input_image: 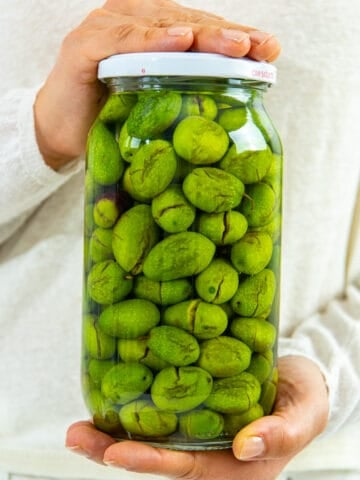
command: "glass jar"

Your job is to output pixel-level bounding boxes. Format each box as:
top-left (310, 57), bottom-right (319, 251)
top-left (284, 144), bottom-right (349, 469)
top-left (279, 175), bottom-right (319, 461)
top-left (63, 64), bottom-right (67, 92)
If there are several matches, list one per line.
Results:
top-left (82, 52), bottom-right (282, 450)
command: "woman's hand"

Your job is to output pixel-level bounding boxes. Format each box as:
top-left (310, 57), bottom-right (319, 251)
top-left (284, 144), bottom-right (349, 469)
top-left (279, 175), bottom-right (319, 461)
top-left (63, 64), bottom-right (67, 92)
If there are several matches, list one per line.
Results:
top-left (34, 0), bottom-right (281, 170)
top-left (66, 355), bottom-right (329, 480)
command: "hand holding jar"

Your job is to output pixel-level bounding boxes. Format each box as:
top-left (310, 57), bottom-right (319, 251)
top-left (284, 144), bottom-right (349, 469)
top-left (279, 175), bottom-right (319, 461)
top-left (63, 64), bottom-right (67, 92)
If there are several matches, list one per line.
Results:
top-left (52, 0), bottom-right (330, 478)
top-left (33, 0), bottom-right (280, 171)
top-left (67, 357), bottom-right (329, 479)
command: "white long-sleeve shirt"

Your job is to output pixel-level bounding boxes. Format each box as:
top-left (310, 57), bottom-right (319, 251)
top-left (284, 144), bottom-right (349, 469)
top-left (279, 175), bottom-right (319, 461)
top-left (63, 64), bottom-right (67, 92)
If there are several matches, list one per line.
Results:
top-left (0, 0), bottom-right (359, 478)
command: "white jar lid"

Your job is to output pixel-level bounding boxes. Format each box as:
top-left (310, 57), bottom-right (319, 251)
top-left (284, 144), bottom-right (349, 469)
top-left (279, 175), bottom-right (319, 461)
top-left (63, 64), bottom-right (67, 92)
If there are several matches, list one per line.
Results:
top-left (98, 52), bottom-right (277, 84)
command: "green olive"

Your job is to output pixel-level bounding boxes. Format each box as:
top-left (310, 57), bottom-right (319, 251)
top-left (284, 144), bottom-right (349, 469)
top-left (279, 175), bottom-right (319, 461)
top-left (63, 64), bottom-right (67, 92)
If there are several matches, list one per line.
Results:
top-left (86, 389), bottom-right (122, 435)
top-left (204, 372), bottom-right (261, 414)
top-left (223, 404), bottom-right (264, 435)
top-left (87, 260), bottom-right (133, 305)
top-left (128, 140), bottom-right (177, 200)
top-left (83, 315), bottom-right (116, 360)
top-left (151, 366), bottom-right (213, 413)
top-left (197, 211), bottom-right (248, 246)
top-left (197, 336), bottom-right (252, 377)
top-left (163, 299), bottom-right (228, 340)
top-left (98, 93), bottom-right (137, 124)
top-left (117, 338), bottom-right (148, 363)
top-left (220, 145), bottom-right (273, 184)
top-left (230, 317), bottom-right (276, 352)
top-left (217, 107), bottom-right (247, 132)
top-left (118, 121), bottom-right (142, 162)
top-left (179, 409), bottom-right (224, 440)
top-left (173, 116), bottom-right (229, 165)
top-left (259, 377), bottom-right (277, 415)
top-left (151, 184), bottom-right (196, 233)
top-left (147, 326), bottom-right (200, 367)
top-left (87, 121), bottom-right (124, 186)
top-left (143, 232), bottom-right (215, 281)
top-left (89, 228), bottom-right (114, 263)
top-left (101, 363), bottom-right (153, 405)
top-left (127, 91), bottom-right (182, 139)
top-left (99, 299), bottom-right (160, 339)
top-left (119, 400), bottom-right (178, 437)
top-left (112, 204), bottom-right (159, 275)
top-left (134, 276), bottom-right (193, 305)
top-left (178, 94), bottom-right (218, 121)
top-left (87, 359), bottom-right (115, 388)
top-left (93, 195), bottom-right (120, 229)
top-left (195, 258), bottom-right (239, 304)
top-left (230, 231), bottom-right (273, 275)
top-left (183, 167), bottom-right (244, 213)
top-left (240, 182), bottom-right (276, 227)
top-left (246, 352), bottom-right (273, 384)
top-left (231, 269), bottom-right (276, 317)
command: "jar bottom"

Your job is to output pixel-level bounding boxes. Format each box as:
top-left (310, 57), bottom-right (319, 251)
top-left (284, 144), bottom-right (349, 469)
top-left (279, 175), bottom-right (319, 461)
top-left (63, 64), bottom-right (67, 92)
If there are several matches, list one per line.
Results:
top-left (112, 434), bottom-right (233, 450)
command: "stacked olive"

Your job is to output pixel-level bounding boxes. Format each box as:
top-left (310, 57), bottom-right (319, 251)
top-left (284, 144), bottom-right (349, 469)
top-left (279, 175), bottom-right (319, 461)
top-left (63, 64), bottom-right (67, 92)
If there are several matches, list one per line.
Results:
top-left (83, 88), bottom-right (282, 447)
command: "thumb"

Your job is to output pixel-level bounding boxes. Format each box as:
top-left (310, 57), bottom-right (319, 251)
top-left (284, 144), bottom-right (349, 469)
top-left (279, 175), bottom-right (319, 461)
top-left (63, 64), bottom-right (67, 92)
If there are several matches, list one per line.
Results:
top-left (232, 413), bottom-right (307, 461)
top-left (232, 356), bottom-right (329, 461)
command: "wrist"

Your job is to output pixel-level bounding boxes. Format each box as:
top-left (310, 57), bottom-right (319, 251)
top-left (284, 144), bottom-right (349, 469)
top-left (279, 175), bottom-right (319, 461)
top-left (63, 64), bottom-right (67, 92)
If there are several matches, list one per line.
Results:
top-left (34, 86), bottom-right (81, 171)
top-left (33, 69), bottom-right (107, 171)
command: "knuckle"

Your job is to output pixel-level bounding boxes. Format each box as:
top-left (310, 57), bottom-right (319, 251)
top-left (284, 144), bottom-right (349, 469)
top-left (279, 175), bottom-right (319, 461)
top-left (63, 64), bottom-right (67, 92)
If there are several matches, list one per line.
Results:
top-left (61, 28), bottom-right (81, 51)
top-left (111, 22), bottom-right (137, 42)
top-left (60, 25), bottom-right (95, 58)
top-left (283, 425), bottom-right (299, 455)
top-left (143, 27), bottom-right (160, 42)
top-left (86, 8), bottom-right (109, 21)
top-left (60, 9), bottom-right (106, 51)
top-left (196, 14), bottom-right (223, 24)
top-left (265, 416), bottom-right (302, 458)
top-left (182, 12), bottom-right (203, 23)
top-left (279, 418), bottom-right (305, 456)
top-left (174, 455), bottom-right (203, 480)
top-left (151, 17), bottom-right (173, 28)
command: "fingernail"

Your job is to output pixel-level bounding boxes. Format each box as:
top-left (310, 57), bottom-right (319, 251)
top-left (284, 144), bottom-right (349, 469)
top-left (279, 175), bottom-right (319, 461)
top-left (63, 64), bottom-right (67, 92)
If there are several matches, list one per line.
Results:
top-left (66, 445), bottom-right (89, 458)
top-left (104, 458), bottom-right (128, 469)
top-left (249, 30), bottom-right (274, 46)
top-left (222, 28), bottom-right (249, 43)
top-left (235, 436), bottom-right (265, 460)
top-left (167, 26), bottom-right (193, 37)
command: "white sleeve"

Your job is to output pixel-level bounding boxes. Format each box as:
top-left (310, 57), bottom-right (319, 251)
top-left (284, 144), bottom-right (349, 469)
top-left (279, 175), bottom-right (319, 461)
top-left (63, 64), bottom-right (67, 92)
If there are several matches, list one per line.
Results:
top-left (279, 280), bottom-right (360, 435)
top-left (0, 86), bottom-right (83, 245)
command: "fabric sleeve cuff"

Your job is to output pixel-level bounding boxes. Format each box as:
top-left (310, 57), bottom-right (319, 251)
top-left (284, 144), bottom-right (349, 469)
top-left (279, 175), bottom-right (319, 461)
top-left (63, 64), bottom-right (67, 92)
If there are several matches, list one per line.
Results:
top-left (278, 336), bottom-right (333, 429)
top-left (278, 283), bottom-right (360, 435)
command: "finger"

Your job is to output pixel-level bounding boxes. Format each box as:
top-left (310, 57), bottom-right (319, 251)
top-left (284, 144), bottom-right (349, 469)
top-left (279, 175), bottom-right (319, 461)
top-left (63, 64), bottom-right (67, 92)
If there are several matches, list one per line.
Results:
top-left (94, 22), bottom-right (194, 54)
top-left (147, 11), bottom-right (281, 62)
top-left (232, 356), bottom-right (329, 461)
top-left (101, 3), bottom-right (281, 62)
top-left (103, 440), bottom-right (291, 480)
top-left (233, 414), bottom-right (308, 461)
top-left (190, 25), bottom-right (251, 58)
top-left (103, 440), bottom-right (238, 479)
top-left (60, 21), bottom-right (194, 84)
top-left (71, 21), bottom-right (193, 61)
top-left (65, 421), bottom-right (117, 464)
top-left (103, 440), bottom-right (199, 477)
top-left (247, 30), bottom-right (282, 61)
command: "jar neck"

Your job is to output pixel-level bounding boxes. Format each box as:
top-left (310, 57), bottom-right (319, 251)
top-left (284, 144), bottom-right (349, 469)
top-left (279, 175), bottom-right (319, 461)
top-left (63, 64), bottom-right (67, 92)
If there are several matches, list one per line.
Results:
top-left (105, 76), bottom-right (269, 104)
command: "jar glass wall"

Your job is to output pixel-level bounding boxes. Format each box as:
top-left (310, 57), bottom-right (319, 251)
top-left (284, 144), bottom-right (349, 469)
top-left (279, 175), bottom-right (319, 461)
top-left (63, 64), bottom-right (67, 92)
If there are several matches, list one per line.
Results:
top-left (81, 54), bottom-right (282, 450)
